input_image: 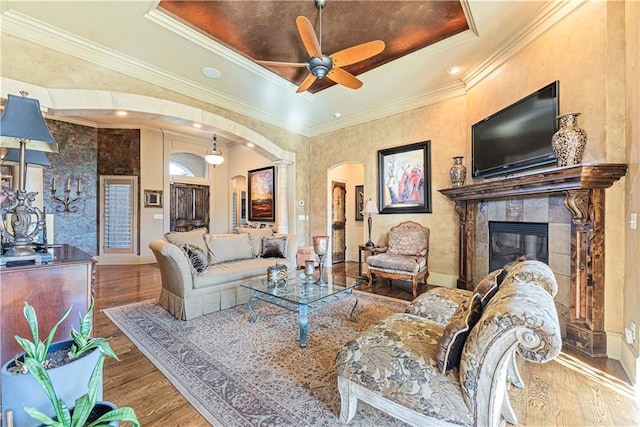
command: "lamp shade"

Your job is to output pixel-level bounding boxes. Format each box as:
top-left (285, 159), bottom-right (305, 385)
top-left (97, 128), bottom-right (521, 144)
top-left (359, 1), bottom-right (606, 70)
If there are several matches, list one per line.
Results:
top-left (1, 148), bottom-right (51, 167)
top-left (0, 93), bottom-right (58, 153)
top-left (362, 199), bottom-right (378, 215)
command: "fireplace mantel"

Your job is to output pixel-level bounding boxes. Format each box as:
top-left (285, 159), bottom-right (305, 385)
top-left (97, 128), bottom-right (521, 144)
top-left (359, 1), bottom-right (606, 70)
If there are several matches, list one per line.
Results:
top-left (439, 163), bottom-right (628, 201)
top-left (439, 163), bottom-right (628, 357)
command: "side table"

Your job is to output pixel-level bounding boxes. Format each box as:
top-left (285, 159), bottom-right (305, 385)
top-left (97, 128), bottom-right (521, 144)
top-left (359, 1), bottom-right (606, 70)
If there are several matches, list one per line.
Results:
top-left (358, 244), bottom-right (376, 279)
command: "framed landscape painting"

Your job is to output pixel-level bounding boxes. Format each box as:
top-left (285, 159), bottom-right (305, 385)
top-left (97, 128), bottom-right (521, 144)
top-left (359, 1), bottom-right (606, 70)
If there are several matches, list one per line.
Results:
top-left (377, 141), bottom-right (432, 214)
top-left (248, 166), bottom-right (275, 221)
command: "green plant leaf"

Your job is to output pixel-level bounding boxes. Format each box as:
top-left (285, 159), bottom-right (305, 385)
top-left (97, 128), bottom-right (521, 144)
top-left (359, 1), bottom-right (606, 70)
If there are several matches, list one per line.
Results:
top-left (87, 407), bottom-right (140, 427)
top-left (23, 302), bottom-right (40, 343)
top-left (24, 357), bottom-right (70, 424)
top-left (78, 296), bottom-right (95, 337)
top-left (23, 407), bottom-right (59, 426)
top-left (44, 305), bottom-right (72, 349)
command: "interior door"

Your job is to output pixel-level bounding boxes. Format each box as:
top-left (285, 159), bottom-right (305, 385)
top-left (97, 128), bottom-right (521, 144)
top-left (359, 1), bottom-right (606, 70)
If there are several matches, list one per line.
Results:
top-left (170, 182), bottom-right (210, 232)
top-left (331, 181), bottom-right (346, 264)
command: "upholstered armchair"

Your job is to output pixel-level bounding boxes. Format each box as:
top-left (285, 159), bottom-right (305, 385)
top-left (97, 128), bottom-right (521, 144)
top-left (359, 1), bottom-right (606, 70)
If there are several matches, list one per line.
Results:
top-left (366, 221), bottom-right (429, 296)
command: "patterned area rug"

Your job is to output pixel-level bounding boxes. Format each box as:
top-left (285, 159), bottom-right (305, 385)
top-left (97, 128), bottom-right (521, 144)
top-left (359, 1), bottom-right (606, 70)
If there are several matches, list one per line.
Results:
top-left (104, 291), bottom-right (410, 426)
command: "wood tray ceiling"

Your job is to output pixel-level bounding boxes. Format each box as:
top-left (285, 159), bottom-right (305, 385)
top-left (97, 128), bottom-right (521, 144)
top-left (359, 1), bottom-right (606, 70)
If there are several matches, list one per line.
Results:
top-left (158, 1), bottom-right (468, 93)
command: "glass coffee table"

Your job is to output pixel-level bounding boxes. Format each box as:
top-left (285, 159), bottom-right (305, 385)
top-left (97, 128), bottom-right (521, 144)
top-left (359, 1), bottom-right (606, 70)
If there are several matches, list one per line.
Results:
top-left (241, 276), bottom-right (359, 348)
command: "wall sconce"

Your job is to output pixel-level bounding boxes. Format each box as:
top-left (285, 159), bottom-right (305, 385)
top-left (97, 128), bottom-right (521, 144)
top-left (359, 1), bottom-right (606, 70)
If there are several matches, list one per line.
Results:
top-left (51, 176), bottom-right (83, 214)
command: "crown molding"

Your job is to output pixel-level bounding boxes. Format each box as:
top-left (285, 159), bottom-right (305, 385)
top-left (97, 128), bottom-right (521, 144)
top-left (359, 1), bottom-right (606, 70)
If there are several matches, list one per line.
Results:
top-left (0, 9), bottom-right (313, 137)
top-left (309, 81), bottom-right (467, 137)
top-left (463, 0), bottom-right (588, 90)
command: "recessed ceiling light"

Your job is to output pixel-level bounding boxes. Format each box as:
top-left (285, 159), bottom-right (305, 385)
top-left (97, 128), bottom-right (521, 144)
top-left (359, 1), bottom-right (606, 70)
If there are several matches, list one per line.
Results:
top-left (115, 110), bottom-right (128, 117)
top-left (447, 65), bottom-right (462, 75)
top-left (333, 112), bottom-right (342, 118)
top-left (247, 142), bottom-right (255, 148)
top-left (202, 67), bottom-right (222, 79)
top-left (193, 123), bottom-right (202, 129)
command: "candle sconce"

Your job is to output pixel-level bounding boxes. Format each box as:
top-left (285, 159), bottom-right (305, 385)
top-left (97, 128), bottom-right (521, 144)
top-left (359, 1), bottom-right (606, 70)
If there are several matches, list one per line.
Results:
top-left (51, 176), bottom-right (83, 214)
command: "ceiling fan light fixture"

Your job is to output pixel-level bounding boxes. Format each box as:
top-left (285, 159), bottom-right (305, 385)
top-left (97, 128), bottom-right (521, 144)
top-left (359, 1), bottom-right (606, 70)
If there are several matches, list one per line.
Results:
top-left (205, 134), bottom-right (224, 166)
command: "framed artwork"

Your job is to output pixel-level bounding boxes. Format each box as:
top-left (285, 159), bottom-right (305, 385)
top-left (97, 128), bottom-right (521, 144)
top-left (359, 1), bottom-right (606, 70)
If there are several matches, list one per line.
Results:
top-left (377, 141), bottom-right (432, 214)
top-left (355, 185), bottom-right (364, 221)
top-left (248, 166), bottom-right (275, 221)
top-left (144, 189), bottom-right (163, 208)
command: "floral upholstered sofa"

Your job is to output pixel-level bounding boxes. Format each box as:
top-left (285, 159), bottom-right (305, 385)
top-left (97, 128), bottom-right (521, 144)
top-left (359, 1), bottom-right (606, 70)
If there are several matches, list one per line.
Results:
top-left (335, 260), bottom-right (561, 426)
top-left (149, 227), bottom-right (302, 320)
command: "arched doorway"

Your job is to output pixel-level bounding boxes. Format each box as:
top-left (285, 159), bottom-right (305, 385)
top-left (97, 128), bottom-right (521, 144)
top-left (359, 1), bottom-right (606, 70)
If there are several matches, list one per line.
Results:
top-left (327, 162), bottom-right (364, 265)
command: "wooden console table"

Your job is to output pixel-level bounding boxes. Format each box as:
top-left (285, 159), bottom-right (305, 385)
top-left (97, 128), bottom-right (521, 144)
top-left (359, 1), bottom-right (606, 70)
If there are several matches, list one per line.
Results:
top-left (0, 245), bottom-right (95, 366)
top-left (439, 163), bottom-right (627, 357)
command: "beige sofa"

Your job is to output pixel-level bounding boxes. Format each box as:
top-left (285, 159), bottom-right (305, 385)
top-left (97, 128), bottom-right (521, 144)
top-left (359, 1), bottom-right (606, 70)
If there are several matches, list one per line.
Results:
top-left (335, 260), bottom-right (561, 426)
top-left (149, 228), bottom-right (302, 320)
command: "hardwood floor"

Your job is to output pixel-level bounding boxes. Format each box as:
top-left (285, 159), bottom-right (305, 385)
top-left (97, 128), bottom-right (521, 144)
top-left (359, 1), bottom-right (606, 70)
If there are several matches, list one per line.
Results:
top-left (95, 261), bottom-right (639, 426)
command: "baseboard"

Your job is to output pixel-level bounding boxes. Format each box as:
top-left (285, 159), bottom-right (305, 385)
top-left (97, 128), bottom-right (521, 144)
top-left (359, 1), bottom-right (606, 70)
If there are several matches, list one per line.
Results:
top-left (607, 331), bottom-right (623, 360)
top-left (427, 272), bottom-right (458, 289)
top-left (95, 254), bottom-right (156, 265)
top-left (620, 340), bottom-right (640, 388)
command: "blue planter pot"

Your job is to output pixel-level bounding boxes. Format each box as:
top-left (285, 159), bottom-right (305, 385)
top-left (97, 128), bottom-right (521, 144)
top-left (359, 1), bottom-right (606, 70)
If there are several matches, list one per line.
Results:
top-left (1, 340), bottom-right (102, 427)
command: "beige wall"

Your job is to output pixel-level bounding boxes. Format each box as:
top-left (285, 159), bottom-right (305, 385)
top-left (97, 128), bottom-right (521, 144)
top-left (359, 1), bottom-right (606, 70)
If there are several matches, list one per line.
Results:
top-left (623, 0), bottom-right (640, 382)
top-left (309, 95), bottom-right (467, 285)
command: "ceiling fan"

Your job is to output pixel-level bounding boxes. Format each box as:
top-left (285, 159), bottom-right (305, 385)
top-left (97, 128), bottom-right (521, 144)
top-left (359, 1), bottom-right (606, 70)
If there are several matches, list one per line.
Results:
top-left (256, 0), bottom-right (385, 93)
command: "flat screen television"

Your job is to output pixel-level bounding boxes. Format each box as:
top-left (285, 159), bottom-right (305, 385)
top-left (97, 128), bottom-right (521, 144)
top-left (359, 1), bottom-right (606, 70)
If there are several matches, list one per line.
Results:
top-left (471, 81), bottom-right (559, 178)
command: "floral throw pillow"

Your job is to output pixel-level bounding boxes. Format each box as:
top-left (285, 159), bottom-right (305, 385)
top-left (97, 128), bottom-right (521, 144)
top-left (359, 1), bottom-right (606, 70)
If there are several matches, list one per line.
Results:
top-left (436, 292), bottom-right (483, 374)
top-left (180, 243), bottom-right (209, 274)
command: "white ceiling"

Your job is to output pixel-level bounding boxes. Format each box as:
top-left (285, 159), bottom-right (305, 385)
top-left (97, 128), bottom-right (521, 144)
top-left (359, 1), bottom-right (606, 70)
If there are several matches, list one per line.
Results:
top-left (0, 1), bottom-right (583, 140)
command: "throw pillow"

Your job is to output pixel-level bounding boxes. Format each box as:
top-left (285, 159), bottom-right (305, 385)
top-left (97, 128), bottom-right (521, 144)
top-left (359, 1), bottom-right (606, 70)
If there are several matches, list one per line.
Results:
top-left (205, 233), bottom-right (253, 264)
top-left (180, 243), bottom-right (209, 274)
top-left (262, 236), bottom-right (287, 258)
top-left (436, 292), bottom-right (483, 374)
top-left (238, 227), bottom-right (274, 257)
top-left (474, 268), bottom-right (504, 307)
top-left (165, 228), bottom-right (208, 252)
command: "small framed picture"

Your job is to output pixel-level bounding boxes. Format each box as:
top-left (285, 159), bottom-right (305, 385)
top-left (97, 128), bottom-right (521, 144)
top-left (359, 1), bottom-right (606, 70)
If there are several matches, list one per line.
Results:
top-left (144, 190), bottom-right (163, 208)
top-left (355, 185), bottom-right (364, 221)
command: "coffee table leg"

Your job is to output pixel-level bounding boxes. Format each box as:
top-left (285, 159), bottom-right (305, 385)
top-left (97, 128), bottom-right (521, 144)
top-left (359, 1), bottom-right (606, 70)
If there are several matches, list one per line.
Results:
top-left (299, 304), bottom-right (309, 348)
top-left (350, 295), bottom-right (359, 322)
top-left (247, 296), bottom-right (258, 323)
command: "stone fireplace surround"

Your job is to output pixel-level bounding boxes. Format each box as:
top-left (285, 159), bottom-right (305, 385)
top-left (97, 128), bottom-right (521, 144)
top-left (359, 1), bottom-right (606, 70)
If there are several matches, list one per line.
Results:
top-left (440, 163), bottom-right (627, 357)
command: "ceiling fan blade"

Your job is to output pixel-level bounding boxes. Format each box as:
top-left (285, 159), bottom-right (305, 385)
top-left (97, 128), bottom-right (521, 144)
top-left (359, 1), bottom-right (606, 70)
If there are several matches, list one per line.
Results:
top-left (296, 16), bottom-right (323, 59)
top-left (330, 40), bottom-right (386, 68)
top-left (327, 67), bottom-right (363, 90)
top-left (256, 60), bottom-right (308, 68)
top-left (296, 73), bottom-right (318, 93)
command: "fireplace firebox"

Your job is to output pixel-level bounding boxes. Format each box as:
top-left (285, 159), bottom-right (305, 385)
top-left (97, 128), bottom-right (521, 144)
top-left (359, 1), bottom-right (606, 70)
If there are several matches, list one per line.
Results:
top-left (489, 221), bottom-right (548, 271)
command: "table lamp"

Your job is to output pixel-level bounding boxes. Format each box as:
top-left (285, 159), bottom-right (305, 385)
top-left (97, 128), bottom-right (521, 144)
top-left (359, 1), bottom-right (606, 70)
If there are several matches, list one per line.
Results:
top-left (0, 92), bottom-right (58, 258)
top-left (312, 235), bottom-right (330, 285)
top-left (362, 198), bottom-right (378, 248)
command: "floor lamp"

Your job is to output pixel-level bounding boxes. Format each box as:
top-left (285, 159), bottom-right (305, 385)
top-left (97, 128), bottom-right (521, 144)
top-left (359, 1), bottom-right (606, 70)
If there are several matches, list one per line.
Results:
top-left (0, 92), bottom-right (58, 258)
top-left (362, 198), bottom-right (378, 248)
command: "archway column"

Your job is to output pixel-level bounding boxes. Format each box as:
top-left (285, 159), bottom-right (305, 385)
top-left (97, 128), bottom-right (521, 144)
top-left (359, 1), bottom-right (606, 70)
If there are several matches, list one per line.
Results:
top-left (274, 160), bottom-right (292, 234)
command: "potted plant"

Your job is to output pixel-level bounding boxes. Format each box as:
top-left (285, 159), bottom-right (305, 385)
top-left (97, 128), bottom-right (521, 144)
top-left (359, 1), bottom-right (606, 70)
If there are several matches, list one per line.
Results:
top-left (23, 353), bottom-right (139, 426)
top-left (2, 298), bottom-right (118, 427)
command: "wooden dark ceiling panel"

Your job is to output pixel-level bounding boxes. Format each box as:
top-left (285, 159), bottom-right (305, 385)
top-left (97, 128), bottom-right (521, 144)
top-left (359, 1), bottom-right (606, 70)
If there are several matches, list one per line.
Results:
top-left (158, 1), bottom-right (468, 93)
